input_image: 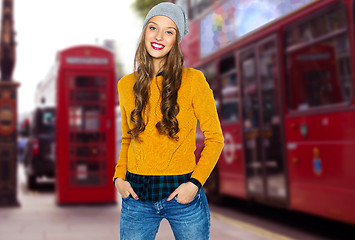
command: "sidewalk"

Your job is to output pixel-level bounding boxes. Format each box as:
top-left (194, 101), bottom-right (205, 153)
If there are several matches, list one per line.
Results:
top-left (0, 164), bottom-right (270, 240)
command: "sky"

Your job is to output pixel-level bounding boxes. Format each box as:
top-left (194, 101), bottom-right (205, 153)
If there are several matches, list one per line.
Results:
top-left (11, 0), bottom-right (143, 115)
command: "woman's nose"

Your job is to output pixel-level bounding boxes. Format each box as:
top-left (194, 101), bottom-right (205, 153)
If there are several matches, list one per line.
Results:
top-left (155, 30), bottom-right (163, 41)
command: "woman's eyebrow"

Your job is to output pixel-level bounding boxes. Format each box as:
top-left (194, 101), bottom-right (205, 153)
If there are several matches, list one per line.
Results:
top-left (148, 21), bottom-right (176, 31)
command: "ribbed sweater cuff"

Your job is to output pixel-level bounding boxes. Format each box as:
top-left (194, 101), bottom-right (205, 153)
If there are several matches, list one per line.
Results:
top-left (113, 177), bottom-right (118, 185)
top-left (189, 178), bottom-right (202, 189)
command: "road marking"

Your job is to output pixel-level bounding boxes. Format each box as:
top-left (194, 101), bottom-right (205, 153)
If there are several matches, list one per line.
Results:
top-left (211, 212), bottom-right (295, 240)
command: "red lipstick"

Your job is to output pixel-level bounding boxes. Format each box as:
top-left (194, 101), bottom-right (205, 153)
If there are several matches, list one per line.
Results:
top-left (151, 42), bottom-right (165, 50)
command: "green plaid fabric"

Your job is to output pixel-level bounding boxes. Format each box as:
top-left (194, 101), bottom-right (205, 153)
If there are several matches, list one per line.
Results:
top-left (115, 172), bottom-right (201, 202)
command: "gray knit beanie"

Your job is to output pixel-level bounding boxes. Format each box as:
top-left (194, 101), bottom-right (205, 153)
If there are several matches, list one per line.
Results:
top-left (143, 2), bottom-right (189, 41)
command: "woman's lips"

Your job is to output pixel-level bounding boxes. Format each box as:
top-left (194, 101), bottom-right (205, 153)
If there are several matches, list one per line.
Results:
top-left (151, 42), bottom-right (165, 50)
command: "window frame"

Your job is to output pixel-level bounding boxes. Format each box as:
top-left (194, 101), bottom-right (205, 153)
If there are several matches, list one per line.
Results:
top-left (283, 1), bottom-right (354, 114)
top-left (218, 53), bottom-right (240, 124)
top-left (198, 61), bottom-right (221, 116)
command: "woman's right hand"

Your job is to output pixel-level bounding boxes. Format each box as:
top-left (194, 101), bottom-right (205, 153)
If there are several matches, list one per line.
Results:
top-left (115, 178), bottom-right (139, 200)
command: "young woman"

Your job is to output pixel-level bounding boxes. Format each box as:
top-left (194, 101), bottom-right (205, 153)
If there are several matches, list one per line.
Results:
top-left (113, 2), bottom-right (224, 239)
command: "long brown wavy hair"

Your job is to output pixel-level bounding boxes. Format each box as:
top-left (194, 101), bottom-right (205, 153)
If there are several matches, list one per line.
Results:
top-left (128, 24), bottom-right (184, 141)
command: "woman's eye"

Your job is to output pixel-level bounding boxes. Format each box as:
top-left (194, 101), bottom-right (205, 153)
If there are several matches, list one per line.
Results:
top-left (150, 26), bottom-right (156, 30)
top-left (167, 31), bottom-right (174, 35)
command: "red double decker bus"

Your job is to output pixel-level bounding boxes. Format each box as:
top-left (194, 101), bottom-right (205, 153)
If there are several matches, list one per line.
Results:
top-left (178, 0), bottom-right (355, 224)
top-left (35, 45), bottom-right (117, 204)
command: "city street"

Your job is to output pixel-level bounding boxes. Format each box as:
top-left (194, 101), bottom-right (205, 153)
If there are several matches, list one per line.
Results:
top-left (1, 164), bottom-right (354, 240)
top-left (1, 1), bottom-right (355, 239)
top-left (0, 164), bottom-right (283, 240)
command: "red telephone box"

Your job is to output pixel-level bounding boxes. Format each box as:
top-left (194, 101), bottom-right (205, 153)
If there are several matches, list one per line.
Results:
top-left (52, 46), bottom-right (116, 204)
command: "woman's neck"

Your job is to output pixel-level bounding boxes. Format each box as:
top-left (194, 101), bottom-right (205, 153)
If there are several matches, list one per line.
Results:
top-left (153, 58), bottom-right (165, 76)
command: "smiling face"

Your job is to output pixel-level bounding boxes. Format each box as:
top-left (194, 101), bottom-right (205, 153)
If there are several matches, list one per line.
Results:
top-left (144, 15), bottom-right (178, 71)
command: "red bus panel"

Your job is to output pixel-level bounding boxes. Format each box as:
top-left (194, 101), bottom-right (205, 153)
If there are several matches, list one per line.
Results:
top-left (180, 0), bottom-right (355, 224)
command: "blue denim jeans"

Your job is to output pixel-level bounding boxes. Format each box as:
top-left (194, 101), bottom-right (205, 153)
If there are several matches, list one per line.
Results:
top-left (120, 188), bottom-right (210, 240)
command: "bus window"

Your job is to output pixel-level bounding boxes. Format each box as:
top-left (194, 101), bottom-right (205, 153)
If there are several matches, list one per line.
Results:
top-left (219, 56), bottom-right (238, 122)
top-left (200, 63), bottom-right (220, 113)
top-left (241, 51), bottom-right (259, 130)
top-left (284, 3), bottom-right (353, 110)
top-left (41, 110), bottom-right (55, 131)
top-left (259, 40), bottom-right (278, 123)
top-left (32, 108), bottom-right (55, 135)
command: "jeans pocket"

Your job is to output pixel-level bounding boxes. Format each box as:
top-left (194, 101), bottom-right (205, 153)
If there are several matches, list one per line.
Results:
top-left (122, 195), bottom-right (130, 201)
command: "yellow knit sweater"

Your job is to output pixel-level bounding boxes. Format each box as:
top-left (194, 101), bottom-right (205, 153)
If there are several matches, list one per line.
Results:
top-left (113, 67), bottom-right (224, 186)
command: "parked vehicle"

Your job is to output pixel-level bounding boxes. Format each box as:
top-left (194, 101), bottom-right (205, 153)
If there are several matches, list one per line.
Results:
top-left (24, 107), bottom-right (55, 189)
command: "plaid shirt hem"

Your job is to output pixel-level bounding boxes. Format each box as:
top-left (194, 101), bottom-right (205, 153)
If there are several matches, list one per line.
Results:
top-left (113, 172), bottom-right (202, 202)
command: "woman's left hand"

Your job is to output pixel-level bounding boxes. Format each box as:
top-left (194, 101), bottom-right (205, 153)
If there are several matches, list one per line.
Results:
top-left (167, 182), bottom-right (199, 204)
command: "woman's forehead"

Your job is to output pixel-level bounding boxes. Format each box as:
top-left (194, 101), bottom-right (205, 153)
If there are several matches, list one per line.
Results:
top-left (148, 15), bottom-right (177, 30)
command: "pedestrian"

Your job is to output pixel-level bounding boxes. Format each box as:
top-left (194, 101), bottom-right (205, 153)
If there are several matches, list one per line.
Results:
top-left (113, 2), bottom-right (224, 239)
